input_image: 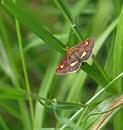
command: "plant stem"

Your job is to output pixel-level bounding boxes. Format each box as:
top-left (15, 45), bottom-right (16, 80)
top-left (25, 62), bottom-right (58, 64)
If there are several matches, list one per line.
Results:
top-left (15, 19), bottom-right (34, 129)
top-left (54, 0), bottom-right (84, 41)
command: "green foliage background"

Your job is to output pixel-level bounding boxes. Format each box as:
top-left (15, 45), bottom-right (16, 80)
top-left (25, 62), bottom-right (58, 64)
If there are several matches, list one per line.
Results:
top-left (0, 0), bottom-right (123, 130)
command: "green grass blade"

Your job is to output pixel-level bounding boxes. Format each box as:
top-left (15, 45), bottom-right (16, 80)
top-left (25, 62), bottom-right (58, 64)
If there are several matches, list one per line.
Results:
top-left (112, 0), bottom-right (122, 16)
top-left (53, 0), bottom-right (83, 41)
top-left (0, 83), bottom-right (27, 99)
top-left (0, 115), bottom-right (9, 130)
top-left (59, 72), bottom-right (123, 130)
top-left (81, 62), bottom-right (108, 87)
top-left (0, 17), bottom-right (31, 130)
top-left (91, 0), bottom-right (113, 37)
top-left (92, 55), bottom-right (110, 82)
top-left (56, 73), bottom-right (78, 100)
top-left (112, 7), bottom-right (123, 92)
top-left (0, 100), bottom-right (21, 120)
top-left (1, 0), bottom-right (66, 54)
top-left (24, 34), bottom-right (68, 52)
top-left (71, 0), bottom-right (90, 17)
top-left (15, 16), bottom-right (34, 128)
top-left (58, 18), bottom-right (118, 122)
top-left (0, 18), bottom-right (19, 87)
top-left (112, 6), bottom-right (123, 130)
top-left (65, 71), bottom-right (86, 102)
top-left (34, 52), bottom-right (60, 128)
top-left (67, 18), bottom-right (118, 101)
top-left (53, 0), bottom-right (74, 24)
top-left (88, 95), bottom-right (123, 130)
top-left (1, 1), bottom-right (122, 129)
top-left (38, 98), bottom-right (86, 110)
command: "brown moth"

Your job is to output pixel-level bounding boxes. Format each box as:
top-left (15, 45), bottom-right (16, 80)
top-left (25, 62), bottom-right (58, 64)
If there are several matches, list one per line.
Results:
top-left (56, 37), bottom-right (94, 75)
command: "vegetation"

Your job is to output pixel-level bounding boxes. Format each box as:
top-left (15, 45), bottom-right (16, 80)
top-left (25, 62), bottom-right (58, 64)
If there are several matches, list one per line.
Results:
top-left (0, 0), bottom-right (123, 130)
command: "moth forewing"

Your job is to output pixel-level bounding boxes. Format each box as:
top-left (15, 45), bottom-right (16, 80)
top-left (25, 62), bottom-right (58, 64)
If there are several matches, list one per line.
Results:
top-left (56, 61), bottom-right (81, 75)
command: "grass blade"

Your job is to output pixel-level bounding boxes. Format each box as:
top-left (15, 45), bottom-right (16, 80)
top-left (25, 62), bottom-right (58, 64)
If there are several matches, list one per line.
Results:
top-left (0, 16), bottom-right (31, 130)
top-left (1, 0), bottom-right (66, 54)
top-left (34, 52), bottom-right (60, 128)
top-left (112, 6), bottom-right (123, 130)
top-left (0, 115), bottom-right (9, 130)
top-left (59, 72), bottom-right (123, 130)
top-left (53, 0), bottom-right (84, 41)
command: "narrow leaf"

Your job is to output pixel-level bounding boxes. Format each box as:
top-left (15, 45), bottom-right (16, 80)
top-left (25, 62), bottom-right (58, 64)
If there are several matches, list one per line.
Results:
top-left (1, 0), bottom-right (66, 54)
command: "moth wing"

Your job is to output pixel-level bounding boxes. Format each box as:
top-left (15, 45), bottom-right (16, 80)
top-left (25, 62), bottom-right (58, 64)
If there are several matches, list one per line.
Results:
top-left (68, 61), bottom-right (81, 73)
top-left (56, 54), bottom-right (71, 75)
top-left (84, 38), bottom-right (94, 51)
top-left (56, 61), bottom-right (81, 75)
top-left (74, 42), bottom-right (85, 52)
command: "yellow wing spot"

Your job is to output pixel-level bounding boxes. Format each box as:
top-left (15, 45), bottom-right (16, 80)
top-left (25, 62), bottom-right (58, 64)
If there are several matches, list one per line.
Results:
top-left (80, 52), bottom-right (86, 59)
top-left (70, 61), bottom-right (78, 67)
top-left (85, 41), bottom-right (88, 45)
top-left (59, 64), bottom-right (64, 68)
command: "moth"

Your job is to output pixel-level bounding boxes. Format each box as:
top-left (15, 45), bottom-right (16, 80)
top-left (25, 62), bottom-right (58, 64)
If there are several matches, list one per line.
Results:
top-left (56, 37), bottom-right (94, 75)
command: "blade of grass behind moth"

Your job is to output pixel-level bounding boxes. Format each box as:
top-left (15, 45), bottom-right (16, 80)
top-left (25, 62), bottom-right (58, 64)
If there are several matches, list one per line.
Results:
top-left (0, 115), bottom-right (9, 130)
top-left (0, 17), bottom-right (31, 130)
top-left (0, 17), bottom-right (19, 87)
top-left (1, 0), bottom-right (66, 54)
top-left (58, 71), bottom-right (88, 125)
top-left (67, 18), bottom-right (118, 101)
top-left (62, 0), bottom-right (91, 35)
top-left (91, 0), bottom-right (113, 38)
top-left (53, 0), bottom-right (84, 41)
top-left (92, 55), bottom-right (110, 83)
top-left (15, 14), bottom-right (34, 129)
top-left (34, 52), bottom-right (60, 128)
top-left (112, 6), bottom-right (123, 130)
top-left (93, 18), bottom-right (118, 53)
top-left (56, 73), bottom-right (78, 100)
top-left (86, 55), bottom-right (111, 90)
top-left (0, 83), bottom-right (29, 123)
top-left (112, 0), bottom-right (122, 16)
top-left (112, 7), bottom-right (123, 92)
top-left (105, 36), bottom-right (115, 76)
top-left (24, 34), bottom-right (68, 53)
top-left (81, 63), bottom-right (108, 87)
top-left (0, 83), bottom-right (27, 100)
top-left (0, 100), bottom-right (21, 120)
top-left (71, 0), bottom-right (91, 17)
top-left (103, 35), bottom-right (116, 95)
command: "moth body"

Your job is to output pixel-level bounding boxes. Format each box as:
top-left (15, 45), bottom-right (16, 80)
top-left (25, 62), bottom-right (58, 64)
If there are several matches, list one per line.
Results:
top-left (56, 37), bottom-right (94, 75)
